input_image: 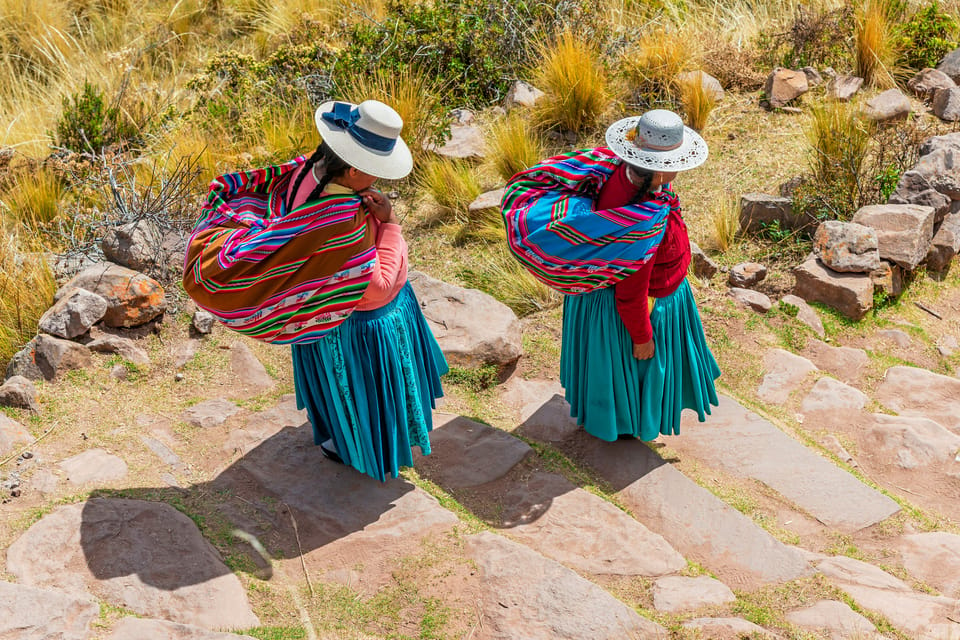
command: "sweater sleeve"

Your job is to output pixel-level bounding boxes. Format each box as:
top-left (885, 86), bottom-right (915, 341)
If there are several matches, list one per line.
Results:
top-left (615, 257), bottom-right (654, 344)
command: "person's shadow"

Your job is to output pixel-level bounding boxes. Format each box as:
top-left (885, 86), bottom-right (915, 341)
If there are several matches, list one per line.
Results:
top-left (82, 419), bottom-right (418, 591)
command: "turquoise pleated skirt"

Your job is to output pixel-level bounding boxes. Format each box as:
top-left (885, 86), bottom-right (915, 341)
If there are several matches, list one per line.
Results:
top-left (560, 278), bottom-right (720, 442)
top-left (291, 282), bottom-right (448, 482)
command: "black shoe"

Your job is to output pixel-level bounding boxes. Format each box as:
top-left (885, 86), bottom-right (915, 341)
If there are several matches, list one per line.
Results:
top-left (320, 440), bottom-right (343, 465)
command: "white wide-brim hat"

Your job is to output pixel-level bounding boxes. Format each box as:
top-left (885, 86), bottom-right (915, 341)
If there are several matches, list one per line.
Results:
top-left (314, 100), bottom-right (414, 180)
top-left (605, 109), bottom-right (708, 172)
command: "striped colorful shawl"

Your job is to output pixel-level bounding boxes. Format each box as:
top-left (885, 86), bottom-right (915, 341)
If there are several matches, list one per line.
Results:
top-left (501, 147), bottom-right (674, 295)
top-left (183, 157), bottom-right (377, 344)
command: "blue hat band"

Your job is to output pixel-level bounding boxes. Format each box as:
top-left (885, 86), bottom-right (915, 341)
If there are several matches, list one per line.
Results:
top-left (321, 102), bottom-right (396, 153)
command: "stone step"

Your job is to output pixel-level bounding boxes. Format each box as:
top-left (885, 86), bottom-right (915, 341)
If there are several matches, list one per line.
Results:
top-left (671, 394), bottom-right (901, 532)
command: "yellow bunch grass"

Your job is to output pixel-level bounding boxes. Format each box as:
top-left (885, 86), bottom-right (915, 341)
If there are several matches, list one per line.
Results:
top-left (415, 158), bottom-right (481, 220)
top-left (622, 25), bottom-right (692, 99)
top-left (254, 97), bottom-right (319, 162)
top-left (0, 0), bottom-right (76, 78)
top-left (678, 71), bottom-right (716, 132)
top-left (854, 0), bottom-right (898, 88)
top-left (460, 246), bottom-right (560, 317)
top-left (0, 169), bottom-right (66, 233)
top-left (0, 233), bottom-right (57, 364)
top-left (806, 100), bottom-right (872, 201)
top-left (486, 113), bottom-right (546, 182)
top-left (533, 28), bottom-right (610, 133)
top-left (342, 67), bottom-right (448, 163)
top-left (709, 194), bottom-right (740, 253)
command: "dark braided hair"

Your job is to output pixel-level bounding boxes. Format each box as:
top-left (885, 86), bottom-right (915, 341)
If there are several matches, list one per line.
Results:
top-left (625, 165), bottom-right (655, 203)
top-left (285, 141), bottom-right (351, 213)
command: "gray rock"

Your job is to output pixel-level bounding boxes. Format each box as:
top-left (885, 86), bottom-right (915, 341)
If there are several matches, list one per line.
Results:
top-left (908, 68), bottom-right (956, 100)
top-left (897, 532), bottom-right (960, 598)
top-left (172, 338), bottom-right (201, 369)
top-left (229, 342), bottom-right (274, 395)
top-left (191, 309), bottom-right (215, 334)
top-left (689, 241), bottom-right (718, 279)
top-left (409, 271), bottom-right (522, 370)
top-left (937, 334), bottom-right (958, 356)
top-left (888, 170), bottom-right (951, 224)
top-left (802, 66), bottom-right (823, 87)
top-left (728, 262), bottom-right (767, 287)
top-left (877, 328), bottom-right (911, 347)
top-left (87, 334), bottom-right (150, 367)
top-left (683, 617), bottom-right (776, 637)
top-left (757, 348), bottom-right (818, 404)
top-left (33, 334), bottom-right (93, 381)
top-left (101, 219), bottom-right (164, 273)
top-left (804, 339), bottom-right (869, 383)
top-left (933, 86), bottom-right (960, 121)
top-left (106, 617), bottom-right (258, 640)
top-left (182, 398), bottom-right (240, 428)
top-left (876, 365), bottom-right (960, 432)
top-left (926, 211), bottom-right (960, 272)
top-left (500, 472), bottom-right (686, 577)
top-left (500, 377), bottom-right (578, 442)
top-left (6, 499), bottom-right (260, 630)
top-left (937, 47), bottom-right (960, 83)
top-left (912, 148), bottom-right (960, 200)
top-left (814, 221), bottom-right (881, 273)
top-left (0, 414), bottom-right (34, 456)
top-left (827, 74), bottom-right (864, 101)
top-left (140, 435), bottom-right (183, 470)
top-left (739, 193), bottom-right (804, 233)
top-left (468, 188), bottom-right (506, 213)
top-left (0, 375), bottom-right (39, 411)
top-left (38, 288), bottom-right (108, 339)
top-left (57, 262), bottom-right (166, 328)
top-left (920, 132), bottom-right (960, 157)
top-left (851, 203), bottom-right (936, 270)
top-left (465, 531), bottom-right (667, 639)
top-left (426, 123), bottom-right (485, 159)
top-left (5, 339), bottom-right (43, 381)
top-left (728, 287), bottom-right (772, 313)
top-left (780, 294), bottom-right (825, 337)
top-left (869, 260), bottom-right (905, 298)
top-left (786, 600), bottom-right (881, 640)
top-left (801, 377), bottom-right (868, 414)
top-left (0, 580), bottom-right (99, 640)
top-left (677, 70), bottom-right (725, 101)
top-left (764, 67), bottom-right (809, 107)
top-left (793, 257), bottom-right (873, 320)
top-left (652, 575), bottom-right (735, 612)
top-left (59, 449), bottom-right (128, 485)
top-left (415, 413), bottom-right (531, 488)
top-left (867, 414), bottom-right (960, 470)
top-left (864, 88), bottom-right (912, 122)
top-left (503, 80), bottom-right (545, 110)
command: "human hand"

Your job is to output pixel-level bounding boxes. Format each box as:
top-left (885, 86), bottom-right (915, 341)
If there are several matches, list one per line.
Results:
top-left (358, 188), bottom-right (398, 224)
top-left (632, 339), bottom-right (654, 360)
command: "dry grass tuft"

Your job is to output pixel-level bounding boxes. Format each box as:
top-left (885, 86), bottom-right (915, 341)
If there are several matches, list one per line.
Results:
top-left (855, 0), bottom-right (899, 87)
top-left (806, 100), bottom-right (872, 204)
top-left (0, 233), bottom-right (57, 363)
top-left (533, 28), bottom-right (610, 133)
top-left (709, 193), bottom-right (740, 253)
top-left (486, 113), bottom-right (546, 182)
top-left (459, 246), bottom-right (561, 317)
top-left (415, 157), bottom-right (482, 220)
top-left (621, 24), bottom-right (693, 103)
top-left (678, 71), bottom-right (716, 132)
top-left (0, 168), bottom-right (66, 233)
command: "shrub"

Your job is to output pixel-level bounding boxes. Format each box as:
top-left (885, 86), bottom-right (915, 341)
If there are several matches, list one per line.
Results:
top-left (763, 4), bottom-right (854, 71)
top-left (56, 81), bottom-right (114, 152)
top-left (897, 2), bottom-right (958, 71)
top-left (803, 100), bottom-right (873, 220)
top-left (532, 28), bottom-right (610, 133)
top-left (486, 112), bottom-right (545, 182)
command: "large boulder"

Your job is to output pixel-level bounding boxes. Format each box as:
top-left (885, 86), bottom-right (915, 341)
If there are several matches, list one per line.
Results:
top-left (920, 132), bottom-right (960, 157)
top-left (425, 111), bottom-right (485, 159)
top-left (764, 68), bottom-right (809, 107)
top-left (0, 375), bottom-right (39, 412)
top-left (851, 204), bottom-right (936, 270)
top-left (932, 86), bottom-right (960, 121)
top-left (38, 288), bottom-right (108, 339)
top-left (739, 193), bottom-right (806, 233)
top-left (677, 70), bottom-right (725, 101)
top-left (0, 581), bottom-right (99, 640)
top-left (793, 257), bottom-right (873, 320)
top-left (813, 221), bottom-right (881, 273)
top-left (912, 147), bottom-right (960, 200)
top-left (907, 68), bottom-right (956, 100)
top-left (503, 80), bottom-right (545, 110)
top-left (926, 211), bottom-right (960, 272)
top-left (887, 170), bottom-right (951, 224)
top-left (0, 414), bottom-right (34, 456)
top-left (56, 262), bottom-right (166, 328)
top-left (5, 340), bottom-right (43, 381)
top-left (689, 241), bottom-right (719, 279)
top-left (33, 334), bottom-right (93, 381)
top-left (409, 271), bottom-right (522, 371)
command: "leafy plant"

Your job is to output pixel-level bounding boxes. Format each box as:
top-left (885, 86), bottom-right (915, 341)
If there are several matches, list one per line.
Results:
top-left (56, 81), bottom-right (122, 153)
top-left (897, 1), bottom-right (958, 71)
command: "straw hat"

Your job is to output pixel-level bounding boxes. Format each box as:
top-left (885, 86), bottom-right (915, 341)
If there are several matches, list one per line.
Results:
top-left (314, 100), bottom-right (413, 180)
top-left (605, 109), bottom-right (707, 172)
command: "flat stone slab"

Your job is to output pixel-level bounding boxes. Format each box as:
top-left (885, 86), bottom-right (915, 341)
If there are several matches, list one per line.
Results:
top-left (106, 617), bottom-right (258, 640)
top-left (182, 398), bottom-right (240, 428)
top-left (229, 342), bottom-right (274, 395)
top-left (465, 531), bottom-right (667, 639)
top-left (896, 532), bottom-right (960, 598)
top-left (0, 580), bottom-right (99, 640)
top-left (5, 499), bottom-right (259, 630)
top-left (652, 575), bottom-right (735, 612)
top-left (804, 339), bottom-right (868, 383)
top-left (500, 377), bottom-right (579, 442)
top-left (59, 449), bottom-right (128, 486)
top-left (867, 414), bottom-right (960, 469)
top-left (817, 556), bottom-right (960, 638)
top-left (682, 617), bottom-right (775, 638)
top-left (500, 471), bottom-right (685, 577)
top-left (572, 434), bottom-right (811, 588)
top-left (224, 394), bottom-right (307, 454)
top-left (0, 414), bottom-right (34, 455)
top-left (800, 377), bottom-right (868, 414)
top-left (674, 395), bottom-right (899, 532)
top-left (876, 366), bottom-right (960, 432)
top-left (786, 600), bottom-right (881, 640)
top-left (415, 413), bottom-right (531, 488)
top-left (757, 348), bottom-right (818, 404)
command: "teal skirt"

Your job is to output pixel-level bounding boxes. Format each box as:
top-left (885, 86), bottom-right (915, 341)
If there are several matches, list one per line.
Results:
top-left (560, 279), bottom-right (720, 442)
top-left (291, 282), bottom-right (448, 482)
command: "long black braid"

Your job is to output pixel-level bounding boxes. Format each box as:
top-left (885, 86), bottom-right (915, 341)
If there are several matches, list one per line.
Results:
top-left (284, 141), bottom-right (351, 213)
top-left (625, 165), bottom-right (655, 204)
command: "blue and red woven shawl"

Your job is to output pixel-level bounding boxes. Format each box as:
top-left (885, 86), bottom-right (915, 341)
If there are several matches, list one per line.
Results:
top-left (501, 147), bottom-right (674, 295)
